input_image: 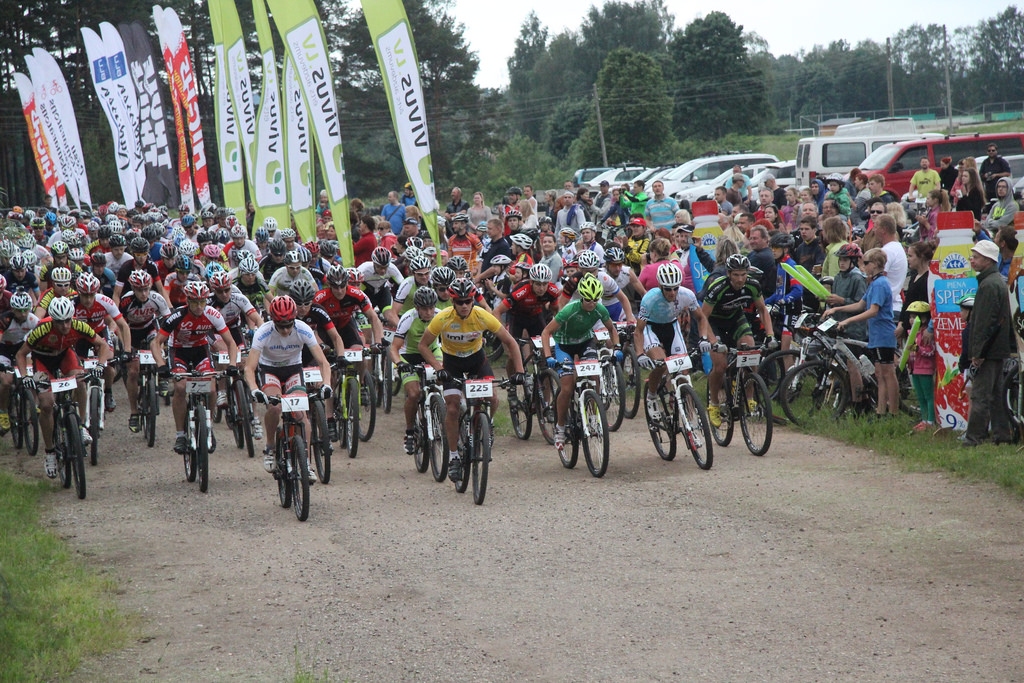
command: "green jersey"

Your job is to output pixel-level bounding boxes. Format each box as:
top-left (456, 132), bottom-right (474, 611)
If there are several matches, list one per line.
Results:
top-left (395, 307), bottom-right (440, 357)
top-left (553, 299), bottom-right (611, 346)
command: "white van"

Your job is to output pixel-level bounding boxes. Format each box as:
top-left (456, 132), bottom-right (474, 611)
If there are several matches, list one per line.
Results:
top-left (659, 152), bottom-right (779, 199)
top-left (795, 132), bottom-right (943, 187)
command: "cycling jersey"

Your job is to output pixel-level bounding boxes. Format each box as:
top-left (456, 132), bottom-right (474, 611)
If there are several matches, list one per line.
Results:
top-left (39, 262), bottom-right (83, 286)
top-left (159, 305), bottom-right (228, 348)
top-left (561, 270), bottom-right (620, 301)
top-left (299, 304), bottom-right (335, 339)
top-left (163, 272), bottom-right (202, 307)
top-left (259, 254), bottom-right (286, 281)
top-left (231, 275), bottom-right (268, 311)
top-left (447, 233), bottom-right (482, 271)
top-left (393, 275), bottom-right (426, 314)
top-left (356, 261), bottom-right (403, 294)
top-left (552, 299), bottom-right (611, 346)
top-left (207, 287), bottom-right (255, 329)
top-left (395, 307), bottom-right (441, 355)
top-left (703, 275), bottom-right (763, 321)
top-left (312, 285), bottom-right (373, 329)
top-left (4, 269), bottom-right (38, 293)
top-left (119, 292), bottom-right (170, 330)
top-left (115, 260), bottom-right (160, 293)
top-left (25, 318), bottom-right (96, 356)
top-left (426, 306), bottom-right (501, 357)
top-left (251, 320), bottom-right (318, 367)
top-left (763, 257), bottom-right (804, 315)
top-left (0, 311), bottom-right (38, 353)
top-left (638, 287), bottom-right (698, 324)
top-left (39, 288), bottom-right (76, 311)
top-left (73, 294), bottom-right (122, 335)
top-left (506, 281), bottom-right (561, 319)
top-left (267, 265), bottom-right (317, 296)
top-left (223, 240), bottom-right (261, 267)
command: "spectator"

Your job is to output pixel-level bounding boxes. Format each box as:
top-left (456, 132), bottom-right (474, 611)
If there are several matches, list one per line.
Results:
top-left (316, 190), bottom-right (329, 216)
top-left (467, 191), bottom-right (493, 227)
top-left (762, 204), bottom-right (782, 232)
top-left (620, 180), bottom-right (648, 217)
top-left (792, 217), bottom-right (825, 273)
top-left (381, 191), bottom-right (406, 235)
top-left (962, 239), bottom-right (1013, 446)
top-left (909, 157), bottom-right (941, 200)
top-left (719, 213), bottom-right (746, 249)
top-left (637, 237), bottom-right (676, 291)
top-left (543, 190), bottom-right (558, 221)
top-left (978, 178), bottom-right (1017, 234)
top-left (444, 187), bottom-right (469, 223)
top-left (746, 224), bottom-right (776, 297)
top-left (622, 216), bottom-right (650, 273)
top-left (523, 185), bottom-right (538, 216)
top-left (886, 202), bottom-right (908, 237)
top-left (780, 186), bottom-right (801, 231)
top-left (951, 158), bottom-right (977, 207)
top-left (519, 198), bottom-right (538, 232)
top-left (938, 156), bottom-right (958, 192)
top-left (979, 143), bottom-right (1012, 201)
top-left (400, 183), bottom-right (417, 207)
top-left (956, 167), bottom-right (986, 220)
top-left (994, 225), bottom-right (1017, 281)
top-left (873, 214), bottom-right (908, 323)
top-left (713, 186), bottom-right (734, 216)
top-left (537, 233), bottom-right (563, 282)
top-left (593, 181), bottom-right (613, 211)
top-left (753, 187), bottom-right (775, 221)
top-left (851, 173), bottom-right (872, 225)
top-left (824, 174), bottom-right (852, 216)
top-left (763, 173), bottom-right (786, 208)
top-left (353, 215), bottom-right (378, 265)
top-left (644, 180), bottom-right (679, 231)
top-left (670, 222), bottom-right (714, 293)
top-left (897, 241), bottom-right (935, 340)
top-left (906, 302), bottom-right (937, 432)
top-left (556, 191), bottom-right (586, 234)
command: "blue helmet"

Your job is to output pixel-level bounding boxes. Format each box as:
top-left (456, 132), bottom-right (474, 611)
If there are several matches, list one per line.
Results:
top-left (206, 262), bottom-right (226, 279)
top-left (177, 254), bottom-right (193, 272)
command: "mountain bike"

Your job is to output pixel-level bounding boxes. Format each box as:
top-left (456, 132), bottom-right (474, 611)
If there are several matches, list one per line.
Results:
top-left (173, 370), bottom-right (224, 493)
top-left (82, 357), bottom-right (106, 466)
top-left (706, 343), bottom-right (773, 456)
top-left (373, 326), bottom-right (395, 415)
top-left (450, 376), bottom-right (507, 504)
top-left (4, 365), bottom-right (38, 455)
top-left (554, 353), bottom-right (610, 478)
top-left (412, 364), bottom-right (448, 481)
top-left (218, 350), bottom-right (255, 459)
top-left (301, 365), bottom-right (333, 484)
top-left (136, 350), bottom-right (160, 448)
top-left (594, 326), bottom-right (627, 431)
top-left (334, 349), bottom-right (368, 459)
top-left (615, 322), bottom-right (642, 419)
top-left (506, 337), bottom-right (559, 445)
top-left (267, 392), bottom-right (312, 522)
top-left (644, 353), bottom-right (713, 469)
top-left (50, 374), bottom-right (87, 499)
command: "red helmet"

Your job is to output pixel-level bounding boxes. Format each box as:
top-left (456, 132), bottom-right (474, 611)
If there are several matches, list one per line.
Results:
top-left (183, 280), bottom-right (209, 300)
top-left (128, 270), bottom-right (153, 288)
top-left (208, 271), bottom-right (232, 290)
top-left (269, 295), bottom-right (297, 323)
top-left (76, 272), bottom-right (101, 294)
top-left (304, 240), bottom-right (320, 255)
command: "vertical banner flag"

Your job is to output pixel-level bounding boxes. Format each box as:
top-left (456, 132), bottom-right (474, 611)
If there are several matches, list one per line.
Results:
top-left (119, 21), bottom-right (177, 207)
top-left (265, 0), bottom-right (352, 264)
top-left (209, 0), bottom-right (258, 212)
top-left (251, 0), bottom-right (290, 232)
top-left (99, 23), bottom-right (147, 201)
top-left (283, 56), bottom-right (315, 239)
top-left (928, 211), bottom-right (977, 431)
top-left (207, 4), bottom-right (246, 215)
top-left (25, 51), bottom-right (91, 208)
top-left (13, 72), bottom-right (65, 207)
top-left (153, 6), bottom-right (211, 209)
top-left (82, 26), bottom-right (139, 205)
top-left (361, 0), bottom-right (440, 253)
top-left (1006, 213), bottom-right (1024, 368)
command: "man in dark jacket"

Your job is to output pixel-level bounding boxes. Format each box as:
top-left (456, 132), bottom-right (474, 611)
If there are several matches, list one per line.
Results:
top-left (963, 240), bottom-right (1013, 446)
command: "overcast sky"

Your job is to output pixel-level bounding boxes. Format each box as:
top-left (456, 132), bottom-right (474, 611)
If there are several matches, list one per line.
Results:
top-left (452, 0), bottom-right (1012, 89)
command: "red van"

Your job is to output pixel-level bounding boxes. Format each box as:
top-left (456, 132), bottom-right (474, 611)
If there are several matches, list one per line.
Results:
top-left (857, 132), bottom-right (1024, 198)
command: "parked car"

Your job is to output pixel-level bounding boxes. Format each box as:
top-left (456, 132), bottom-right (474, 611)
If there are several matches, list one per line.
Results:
top-left (572, 167), bottom-right (612, 186)
top-left (674, 163), bottom-right (776, 204)
top-left (657, 153), bottom-right (779, 198)
top-left (583, 166), bottom-right (648, 190)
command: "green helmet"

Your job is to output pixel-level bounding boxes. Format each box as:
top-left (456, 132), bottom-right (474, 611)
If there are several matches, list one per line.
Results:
top-left (957, 293), bottom-right (975, 308)
top-left (577, 273), bottom-right (603, 302)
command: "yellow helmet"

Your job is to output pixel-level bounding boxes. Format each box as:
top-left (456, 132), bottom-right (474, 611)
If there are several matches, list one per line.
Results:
top-left (577, 273), bottom-right (603, 302)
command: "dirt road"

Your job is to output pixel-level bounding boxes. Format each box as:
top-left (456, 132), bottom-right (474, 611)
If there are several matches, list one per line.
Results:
top-left (5, 385), bottom-right (1022, 681)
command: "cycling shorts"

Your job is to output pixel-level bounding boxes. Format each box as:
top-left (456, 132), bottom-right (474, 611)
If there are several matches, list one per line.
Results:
top-left (366, 287), bottom-right (392, 313)
top-left (440, 348), bottom-right (493, 397)
top-left (400, 351), bottom-right (441, 387)
top-left (551, 340), bottom-right (598, 378)
top-left (642, 321), bottom-right (686, 356)
top-left (170, 346), bottom-right (215, 375)
top-left (33, 349), bottom-right (83, 390)
top-left (0, 342), bottom-right (22, 368)
top-left (710, 316), bottom-right (752, 350)
top-left (603, 300), bottom-right (624, 323)
top-left (259, 363), bottom-right (304, 393)
top-left (866, 347), bottom-right (895, 365)
top-left (508, 314), bottom-right (545, 342)
top-left (339, 318), bottom-right (364, 349)
top-left (130, 327), bottom-right (157, 351)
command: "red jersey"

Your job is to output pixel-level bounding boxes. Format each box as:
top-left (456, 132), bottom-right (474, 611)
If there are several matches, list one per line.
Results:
top-left (25, 317), bottom-right (97, 356)
top-left (73, 294), bottom-right (122, 335)
top-left (159, 305), bottom-right (228, 348)
top-left (448, 233), bottom-right (482, 271)
top-left (312, 285), bottom-right (373, 329)
top-left (507, 281), bottom-right (562, 319)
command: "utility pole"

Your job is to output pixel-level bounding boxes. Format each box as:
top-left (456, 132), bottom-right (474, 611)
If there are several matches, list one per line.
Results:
top-left (594, 83), bottom-right (608, 166)
top-left (886, 38), bottom-right (894, 117)
top-left (943, 25), bottom-right (954, 132)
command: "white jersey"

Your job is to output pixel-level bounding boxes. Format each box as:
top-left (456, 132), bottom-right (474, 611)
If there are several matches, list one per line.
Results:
top-left (0, 311), bottom-right (39, 346)
top-left (252, 320), bottom-right (318, 367)
top-left (268, 265), bottom-right (316, 296)
top-left (227, 240), bottom-right (262, 267)
top-left (356, 261), bottom-right (403, 293)
top-left (108, 251), bottom-right (134, 273)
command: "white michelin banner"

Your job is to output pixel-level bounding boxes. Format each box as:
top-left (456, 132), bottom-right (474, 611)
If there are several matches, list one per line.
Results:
top-left (100, 22), bottom-right (147, 201)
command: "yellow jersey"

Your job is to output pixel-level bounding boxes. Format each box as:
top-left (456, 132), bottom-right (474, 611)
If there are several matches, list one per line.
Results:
top-left (426, 306), bottom-right (501, 357)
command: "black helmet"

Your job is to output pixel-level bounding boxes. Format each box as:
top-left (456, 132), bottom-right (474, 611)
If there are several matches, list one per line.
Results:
top-left (269, 239), bottom-right (287, 256)
top-left (725, 254), bottom-right (749, 271)
top-left (413, 286), bottom-right (438, 308)
top-left (130, 237), bottom-right (150, 254)
top-left (769, 232), bottom-right (794, 251)
top-left (507, 186), bottom-right (523, 196)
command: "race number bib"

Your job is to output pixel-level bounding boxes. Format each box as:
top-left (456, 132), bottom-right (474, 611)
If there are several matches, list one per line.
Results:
top-left (280, 394), bottom-right (309, 412)
top-left (185, 379), bottom-right (213, 395)
top-left (575, 360), bottom-right (601, 377)
top-left (138, 351), bottom-right (155, 365)
top-left (736, 351), bottom-right (761, 368)
top-left (465, 379), bottom-right (493, 398)
top-left (343, 349), bottom-right (363, 363)
top-left (51, 377), bottom-right (77, 393)
top-left (666, 354), bottom-right (692, 373)
top-left (303, 367), bottom-right (323, 383)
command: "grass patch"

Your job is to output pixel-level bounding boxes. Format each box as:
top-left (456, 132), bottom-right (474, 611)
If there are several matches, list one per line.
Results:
top-left (0, 469), bottom-right (132, 682)
top-left (781, 406), bottom-right (1024, 497)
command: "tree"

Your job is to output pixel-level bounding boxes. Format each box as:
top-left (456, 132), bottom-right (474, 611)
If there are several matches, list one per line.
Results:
top-left (668, 12), bottom-right (773, 140)
top-left (572, 49), bottom-right (674, 167)
top-left (543, 99), bottom-right (590, 160)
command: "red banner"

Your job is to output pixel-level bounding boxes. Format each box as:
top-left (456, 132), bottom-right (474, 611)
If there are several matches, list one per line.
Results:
top-left (14, 72), bottom-right (65, 206)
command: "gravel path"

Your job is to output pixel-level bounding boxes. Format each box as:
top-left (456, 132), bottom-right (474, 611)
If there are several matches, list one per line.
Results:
top-left (4, 383), bottom-right (1022, 682)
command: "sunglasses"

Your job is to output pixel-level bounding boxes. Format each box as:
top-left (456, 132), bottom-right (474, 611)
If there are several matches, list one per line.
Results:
top-left (869, 210), bottom-right (884, 215)
top-left (275, 320), bottom-right (295, 328)
top-left (660, 286), bottom-right (679, 292)
top-left (453, 298), bottom-right (474, 306)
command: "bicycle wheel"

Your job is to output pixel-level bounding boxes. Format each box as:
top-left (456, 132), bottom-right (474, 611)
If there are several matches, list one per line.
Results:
top-left (454, 414), bottom-right (471, 493)
top-left (227, 382), bottom-right (244, 449)
top-left (427, 394), bottom-right (448, 481)
top-left (195, 409), bottom-right (210, 492)
top-left (557, 390), bottom-right (579, 469)
top-left (66, 412), bottom-right (86, 499)
top-left (535, 369), bottom-right (559, 445)
top-left (88, 385), bottom-right (101, 466)
top-left (740, 371), bottom-right (773, 456)
top-left (779, 360), bottom-right (849, 425)
top-left (144, 375), bottom-right (158, 448)
top-left (276, 438), bottom-right (291, 508)
top-left (759, 349), bottom-right (801, 400)
top-left (484, 330), bottom-right (503, 362)
top-left (678, 384), bottom-right (713, 470)
top-left (413, 413), bottom-right (429, 474)
top-left (235, 378), bottom-right (255, 458)
top-left (580, 388), bottom-right (609, 478)
top-left (601, 361), bottom-right (627, 432)
top-left (622, 343), bottom-right (642, 419)
top-left (1001, 368), bottom-right (1022, 443)
top-left (25, 390), bottom-right (39, 456)
top-left (290, 433), bottom-right (310, 521)
top-left (471, 414), bottom-right (491, 505)
top-left (508, 381), bottom-right (533, 440)
top-left (358, 371), bottom-right (376, 442)
top-left (644, 384), bottom-right (677, 461)
top-left (10, 390), bottom-right (23, 449)
top-left (345, 377), bottom-right (360, 459)
top-left (54, 421), bottom-right (71, 489)
top-left (183, 416), bottom-right (197, 483)
top-left (310, 398), bottom-right (331, 483)
top-left (381, 353), bottom-right (393, 415)
top-left (896, 365), bottom-right (920, 418)
top-left (707, 377), bottom-right (734, 447)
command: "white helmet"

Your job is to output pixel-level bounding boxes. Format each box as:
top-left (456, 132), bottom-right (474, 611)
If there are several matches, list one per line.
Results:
top-left (656, 263), bottom-right (683, 288)
top-left (510, 233), bottom-right (534, 250)
top-left (263, 217), bottom-right (278, 232)
top-left (529, 263), bottom-right (552, 282)
top-left (576, 250), bottom-right (601, 270)
top-left (47, 296), bottom-right (76, 321)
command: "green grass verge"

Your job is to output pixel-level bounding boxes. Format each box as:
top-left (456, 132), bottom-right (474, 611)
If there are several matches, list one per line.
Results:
top-left (780, 404), bottom-right (1024, 497)
top-left (0, 470), bottom-right (132, 682)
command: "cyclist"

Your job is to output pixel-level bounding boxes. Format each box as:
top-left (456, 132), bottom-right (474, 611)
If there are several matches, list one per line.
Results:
top-left (540, 273), bottom-right (620, 455)
top-left (701, 254), bottom-right (776, 427)
top-left (313, 265), bottom-right (384, 376)
top-left (107, 233), bottom-right (133, 272)
top-left (387, 254), bottom-right (433, 326)
top-left (151, 281), bottom-right (239, 455)
top-left (559, 249), bottom-right (635, 323)
top-left (16, 297), bottom-right (110, 478)
top-left (38, 241), bottom-right (82, 286)
top-left (446, 213), bottom-right (481, 272)
top-left (246, 295), bottom-right (333, 474)
top-left (602, 246), bottom-right (646, 304)
top-left (230, 256), bottom-right (268, 311)
top-left (35, 266), bottom-right (76, 318)
top-left (493, 263), bottom-right (562, 375)
top-left (0, 289), bottom-right (38, 434)
top-left (357, 247), bottom-right (403, 314)
top-left (119, 270), bottom-right (171, 432)
top-left (418, 277), bottom-right (524, 482)
top-left (225, 225), bottom-right (261, 267)
top-left (5, 253), bottom-right (40, 305)
top-left (114, 237), bottom-right (166, 302)
top-left (207, 271), bottom-right (263, 409)
top-left (763, 232), bottom-right (804, 364)
top-left (267, 250), bottom-right (316, 303)
top-left (73, 272), bottom-right (131, 411)
top-left (87, 251), bottom-right (116, 299)
top-left (634, 264), bottom-right (713, 416)
top-left (393, 286), bottom-right (443, 454)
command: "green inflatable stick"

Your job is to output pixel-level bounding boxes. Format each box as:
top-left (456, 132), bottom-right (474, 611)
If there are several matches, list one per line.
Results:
top-left (898, 315), bottom-right (922, 371)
